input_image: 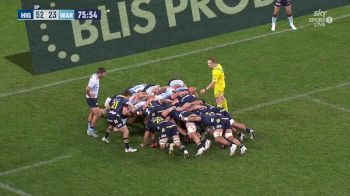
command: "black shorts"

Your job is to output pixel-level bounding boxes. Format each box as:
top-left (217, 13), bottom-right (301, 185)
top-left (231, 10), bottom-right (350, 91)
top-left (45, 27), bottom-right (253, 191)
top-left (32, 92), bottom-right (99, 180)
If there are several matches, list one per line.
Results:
top-left (86, 98), bottom-right (99, 108)
top-left (275, 0), bottom-right (291, 7)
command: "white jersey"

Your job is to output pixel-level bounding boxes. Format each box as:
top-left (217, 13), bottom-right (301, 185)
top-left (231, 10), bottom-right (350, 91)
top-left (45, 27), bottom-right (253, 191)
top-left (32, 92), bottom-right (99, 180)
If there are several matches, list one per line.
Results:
top-left (155, 87), bottom-right (175, 100)
top-left (86, 74), bottom-right (100, 98)
top-left (129, 84), bottom-right (147, 95)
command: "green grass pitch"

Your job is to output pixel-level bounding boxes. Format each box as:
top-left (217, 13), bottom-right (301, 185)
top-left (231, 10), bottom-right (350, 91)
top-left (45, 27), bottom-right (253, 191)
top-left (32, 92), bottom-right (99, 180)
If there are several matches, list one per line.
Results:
top-left (0, 2), bottom-right (350, 195)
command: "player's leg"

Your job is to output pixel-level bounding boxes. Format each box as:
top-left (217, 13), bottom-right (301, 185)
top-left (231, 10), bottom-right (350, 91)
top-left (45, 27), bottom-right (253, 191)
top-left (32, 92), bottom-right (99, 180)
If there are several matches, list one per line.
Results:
top-left (232, 122), bottom-right (256, 140)
top-left (214, 88), bottom-right (225, 109)
top-left (285, 3), bottom-right (297, 30)
top-left (87, 110), bottom-right (93, 130)
top-left (272, 3), bottom-right (281, 31)
top-left (212, 129), bottom-right (237, 156)
top-left (90, 107), bottom-right (100, 131)
top-left (224, 129), bottom-right (247, 155)
top-left (186, 122), bottom-right (206, 156)
top-left (171, 134), bottom-right (189, 158)
top-left (222, 95), bottom-right (228, 112)
top-left (102, 124), bottom-right (114, 143)
top-left (141, 130), bottom-right (151, 147)
top-left (118, 125), bottom-right (137, 152)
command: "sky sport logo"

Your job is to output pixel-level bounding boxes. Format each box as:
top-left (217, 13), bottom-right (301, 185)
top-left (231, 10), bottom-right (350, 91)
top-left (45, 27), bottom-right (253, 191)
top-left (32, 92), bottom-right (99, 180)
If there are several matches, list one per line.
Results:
top-left (309, 9), bottom-right (333, 27)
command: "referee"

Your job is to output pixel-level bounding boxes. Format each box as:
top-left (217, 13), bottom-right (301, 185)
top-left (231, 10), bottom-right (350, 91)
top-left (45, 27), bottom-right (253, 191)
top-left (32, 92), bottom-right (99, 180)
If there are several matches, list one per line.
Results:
top-left (200, 57), bottom-right (229, 111)
top-left (85, 67), bottom-right (106, 137)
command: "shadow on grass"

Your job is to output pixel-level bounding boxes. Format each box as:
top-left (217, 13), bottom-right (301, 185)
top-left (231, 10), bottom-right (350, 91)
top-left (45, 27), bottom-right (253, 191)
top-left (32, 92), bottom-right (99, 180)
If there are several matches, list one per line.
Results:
top-left (5, 52), bottom-right (34, 75)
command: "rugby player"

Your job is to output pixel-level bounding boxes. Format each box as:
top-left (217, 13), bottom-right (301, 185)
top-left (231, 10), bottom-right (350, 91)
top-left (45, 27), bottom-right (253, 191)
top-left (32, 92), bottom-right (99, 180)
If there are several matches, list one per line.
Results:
top-left (271, 0), bottom-right (297, 31)
top-left (200, 57), bottom-right (229, 111)
top-left (101, 90), bottom-right (137, 153)
top-left (85, 67), bottom-right (106, 138)
top-left (144, 100), bottom-right (189, 158)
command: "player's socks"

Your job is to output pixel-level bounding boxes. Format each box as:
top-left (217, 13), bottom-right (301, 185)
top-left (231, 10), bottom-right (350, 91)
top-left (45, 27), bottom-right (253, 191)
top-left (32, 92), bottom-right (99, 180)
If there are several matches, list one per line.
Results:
top-left (272, 15), bottom-right (277, 24)
top-left (179, 145), bottom-right (187, 152)
top-left (197, 143), bottom-right (204, 149)
top-left (222, 98), bottom-right (228, 111)
top-left (287, 15), bottom-right (293, 25)
top-left (104, 128), bottom-right (111, 138)
top-left (88, 121), bottom-right (91, 129)
top-left (123, 138), bottom-right (130, 149)
top-left (90, 127), bottom-right (95, 131)
top-left (272, 15), bottom-right (277, 31)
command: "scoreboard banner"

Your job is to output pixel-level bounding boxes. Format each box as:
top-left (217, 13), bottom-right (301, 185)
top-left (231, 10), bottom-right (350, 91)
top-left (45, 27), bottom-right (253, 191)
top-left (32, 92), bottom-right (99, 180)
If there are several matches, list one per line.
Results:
top-left (20, 0), bottom-right (349, 74)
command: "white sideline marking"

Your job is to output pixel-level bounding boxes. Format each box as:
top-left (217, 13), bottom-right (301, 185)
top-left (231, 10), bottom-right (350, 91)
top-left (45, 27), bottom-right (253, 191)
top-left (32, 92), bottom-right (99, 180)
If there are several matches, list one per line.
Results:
top-left (0, 154), bottom-right (72, 177)
top-left (0, 182), bottom-right (31, 196)
top-left (1, 14), bottom-right (349, 99)
top-left (235, 81), bottom-right (350, 113)
top-left (305, 95), bottom-right (350, 113)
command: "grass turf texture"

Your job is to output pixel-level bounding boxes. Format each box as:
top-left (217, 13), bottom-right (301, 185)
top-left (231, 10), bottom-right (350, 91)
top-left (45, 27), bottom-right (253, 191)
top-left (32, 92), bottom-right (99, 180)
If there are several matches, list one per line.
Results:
top-left (0, 2), bottom-right (350, 195)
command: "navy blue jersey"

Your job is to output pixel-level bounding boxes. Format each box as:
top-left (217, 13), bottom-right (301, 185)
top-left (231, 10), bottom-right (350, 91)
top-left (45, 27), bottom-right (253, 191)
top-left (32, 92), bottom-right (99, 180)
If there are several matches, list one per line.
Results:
top-left (108, 95), bottom-right (129, 117)
top-left (145, 101), bottom-right (170, 117)
top-left (146, 116), bottom-right (178, 138)
top-left (180, 94), bottom-right (196, 105)
top-left (205, 104), bottom-right (233, 120)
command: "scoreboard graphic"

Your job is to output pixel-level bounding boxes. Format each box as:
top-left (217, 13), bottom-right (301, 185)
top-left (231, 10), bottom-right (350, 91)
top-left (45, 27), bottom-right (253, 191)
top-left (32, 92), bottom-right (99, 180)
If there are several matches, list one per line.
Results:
top-left (18, 9), bottom-right (101, 20)
top-left (18, 0), bottom-right (350, 75)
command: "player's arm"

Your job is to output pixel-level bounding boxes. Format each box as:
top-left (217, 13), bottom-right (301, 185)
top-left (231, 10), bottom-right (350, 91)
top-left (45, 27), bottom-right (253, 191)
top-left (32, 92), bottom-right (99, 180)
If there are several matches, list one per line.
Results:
top-left (85, 86), bottom-right (93, 98)
top-left (200, 81), bottom-right (216, 94)
top-left (161, 106), bottom-right (176, 117)
top-left (142, 97), bottom-right (154, 111)
top-left (200, 70), bottom-right (218, 94)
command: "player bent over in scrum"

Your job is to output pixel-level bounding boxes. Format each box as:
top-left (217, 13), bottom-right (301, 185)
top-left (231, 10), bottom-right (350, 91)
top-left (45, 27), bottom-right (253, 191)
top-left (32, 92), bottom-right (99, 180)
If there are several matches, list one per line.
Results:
top-left (145, 102), bottom-right (189, 158)
top-left (205, 104), bottom-right (256, 141)
top-left (186, 113), bottom-right (247, 156)
top-left (102, 90), bottom-right (137, 153)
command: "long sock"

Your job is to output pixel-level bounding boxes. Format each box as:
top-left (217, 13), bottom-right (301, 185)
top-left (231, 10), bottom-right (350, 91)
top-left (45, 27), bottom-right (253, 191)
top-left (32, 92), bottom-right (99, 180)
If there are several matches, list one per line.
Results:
top-left (222, 98), bottom-right (228, 111)
top-left (104, 128), bottom-right (112, 138)
top-left (272, 15), bottom-right (277, 24)
top-left (123, 138), bottom-right (129, 149)
top-left (288, 15), bottom-right (293, 25)
top-left (197, 143), bottom-right (204, 149)
top-left (88, 121), bottom-right (91, 129)
top-left (179, 145), bottom-right (187, 152)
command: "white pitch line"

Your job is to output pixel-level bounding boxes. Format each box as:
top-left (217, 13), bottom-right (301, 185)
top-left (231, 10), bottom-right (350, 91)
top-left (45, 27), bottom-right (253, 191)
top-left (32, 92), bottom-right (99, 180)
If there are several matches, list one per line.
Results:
top-left (0, 154), bottom-right (72, 177)
top-left (235, 81), bottom-right (350, 113)
top-left (1, 14), bottom-right (349, 99)
top-left (0, 182), bottom-right (31, 196)
top-left (305, 95), bottom-right (350, 113)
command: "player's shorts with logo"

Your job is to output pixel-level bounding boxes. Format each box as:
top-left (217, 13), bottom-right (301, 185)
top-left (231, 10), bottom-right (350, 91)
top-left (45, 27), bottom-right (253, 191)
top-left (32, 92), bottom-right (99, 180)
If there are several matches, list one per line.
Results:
top-left (201, 114), bottom-right (231, 130)
top-left (275, 0), bottom-right (291, 7)
top-left (158, 122), bottom-right (179, 139)
top-left (107, 113), bottom-right (127, 128)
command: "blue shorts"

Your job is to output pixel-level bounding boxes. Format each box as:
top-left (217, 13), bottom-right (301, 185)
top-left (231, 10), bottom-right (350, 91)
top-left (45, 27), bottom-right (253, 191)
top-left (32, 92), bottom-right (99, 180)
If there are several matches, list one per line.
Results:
top-left (159, 122), bottom-right (178, 139)
top-left (275, 0), bottom-right (291, 7)
top-left (86, 98), bottom-right (99, 108)
top-left (107, 113), bottom-right (127, 128)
